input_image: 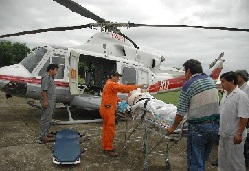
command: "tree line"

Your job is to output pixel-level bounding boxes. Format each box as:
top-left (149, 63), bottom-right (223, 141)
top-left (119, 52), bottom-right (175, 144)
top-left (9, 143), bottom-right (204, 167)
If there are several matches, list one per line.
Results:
top-left (0, 40), bottom-right (30, 67)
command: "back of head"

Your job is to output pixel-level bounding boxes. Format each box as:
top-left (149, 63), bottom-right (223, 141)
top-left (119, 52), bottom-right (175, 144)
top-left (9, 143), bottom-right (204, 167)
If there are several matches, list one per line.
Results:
top-left (220, 71), bottom-right (238, 85)
top-left (47, 63), bottom-right (59, 72)
top-left (183, 59), bottom-right (203, 75)
top-left (235, 70), bottom-right (248, 82)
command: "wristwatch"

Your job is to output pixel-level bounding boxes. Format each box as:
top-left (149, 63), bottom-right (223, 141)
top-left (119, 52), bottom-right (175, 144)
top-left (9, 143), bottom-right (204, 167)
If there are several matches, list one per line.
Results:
top-left (237, 132), bottom-right (242, 136)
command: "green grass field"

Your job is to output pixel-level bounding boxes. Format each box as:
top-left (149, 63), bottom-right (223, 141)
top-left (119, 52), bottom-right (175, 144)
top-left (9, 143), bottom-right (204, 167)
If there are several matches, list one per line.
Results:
top-left (154, 91), bottom-right (180, 106)
top-left (155, 90), bottom-right (223, 106)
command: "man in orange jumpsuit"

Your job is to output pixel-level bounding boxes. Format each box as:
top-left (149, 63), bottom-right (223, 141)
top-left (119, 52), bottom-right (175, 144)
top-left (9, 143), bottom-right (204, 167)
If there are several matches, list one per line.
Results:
top-left (100, 70), bottom-right (144, 157)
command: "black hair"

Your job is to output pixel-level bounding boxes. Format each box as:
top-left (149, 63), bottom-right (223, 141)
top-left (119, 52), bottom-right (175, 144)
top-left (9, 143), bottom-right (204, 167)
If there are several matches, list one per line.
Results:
top-left (108, 70), bottom-right (122, 79)
top-left (183, 59), bottom-right (203, 75)
top-left (47, 64), bottom-right (59, 72)
top-left (220, 71), bottom-right (238, 85)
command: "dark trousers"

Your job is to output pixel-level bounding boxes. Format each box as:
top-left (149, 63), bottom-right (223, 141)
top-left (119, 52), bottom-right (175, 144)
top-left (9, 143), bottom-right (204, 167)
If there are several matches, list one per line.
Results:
top-left (244, 137), bottom-right (249, 165)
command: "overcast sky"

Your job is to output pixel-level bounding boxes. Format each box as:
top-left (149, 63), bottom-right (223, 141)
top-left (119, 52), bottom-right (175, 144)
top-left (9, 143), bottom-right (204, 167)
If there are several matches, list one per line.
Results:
top-left (0, 0), bottom-right (249, 74)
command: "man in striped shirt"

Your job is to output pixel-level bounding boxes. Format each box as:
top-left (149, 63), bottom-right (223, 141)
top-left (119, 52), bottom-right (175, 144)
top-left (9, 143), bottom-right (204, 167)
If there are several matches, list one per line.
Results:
top-left (167, 59), bottom-right (219, 171)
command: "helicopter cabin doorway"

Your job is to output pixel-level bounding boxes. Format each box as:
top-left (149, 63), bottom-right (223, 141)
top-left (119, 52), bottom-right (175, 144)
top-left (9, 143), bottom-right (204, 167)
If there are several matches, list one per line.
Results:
top-left (77, 54), bottom-right (116, 95)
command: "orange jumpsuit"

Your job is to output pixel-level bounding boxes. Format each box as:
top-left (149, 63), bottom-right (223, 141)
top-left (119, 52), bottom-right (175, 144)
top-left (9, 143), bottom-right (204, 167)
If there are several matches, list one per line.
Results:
top-left (99, 79), bottom-right (138, 151)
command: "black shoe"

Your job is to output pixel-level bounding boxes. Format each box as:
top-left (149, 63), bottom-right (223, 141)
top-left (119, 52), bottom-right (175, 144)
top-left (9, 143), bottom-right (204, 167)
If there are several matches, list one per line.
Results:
top-left (212, 159), bottom-right (218, 166)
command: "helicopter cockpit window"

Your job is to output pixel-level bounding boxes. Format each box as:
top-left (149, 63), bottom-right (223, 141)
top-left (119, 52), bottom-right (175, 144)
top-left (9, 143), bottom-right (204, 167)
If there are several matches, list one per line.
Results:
top-left (20, 48), bottom-right (47, 73)
top-left (122, 67), bottom-right (136, 84)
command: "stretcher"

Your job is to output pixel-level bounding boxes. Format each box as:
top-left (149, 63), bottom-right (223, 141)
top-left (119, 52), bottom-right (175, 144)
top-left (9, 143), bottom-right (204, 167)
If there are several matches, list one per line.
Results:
top-left (118, 104), bottom-right (186, 171)
top-left (53, 129), bottom-right (81, 164)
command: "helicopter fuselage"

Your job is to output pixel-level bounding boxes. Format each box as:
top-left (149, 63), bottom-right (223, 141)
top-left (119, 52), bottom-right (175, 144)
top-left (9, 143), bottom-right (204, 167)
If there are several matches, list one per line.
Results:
top-left (0, 32), bottom-right (166, 110)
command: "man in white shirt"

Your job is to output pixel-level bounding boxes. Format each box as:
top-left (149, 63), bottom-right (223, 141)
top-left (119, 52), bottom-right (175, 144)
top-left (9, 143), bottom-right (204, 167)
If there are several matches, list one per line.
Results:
top-left (235, 70), bottom-right (249, 166)
top-left (218, 71), bottom-right (249, 171)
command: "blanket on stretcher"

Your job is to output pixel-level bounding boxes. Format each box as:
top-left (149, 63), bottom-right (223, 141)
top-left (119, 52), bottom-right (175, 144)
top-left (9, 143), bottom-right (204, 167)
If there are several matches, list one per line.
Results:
top-left (118, 92), bottom-right (177, 127)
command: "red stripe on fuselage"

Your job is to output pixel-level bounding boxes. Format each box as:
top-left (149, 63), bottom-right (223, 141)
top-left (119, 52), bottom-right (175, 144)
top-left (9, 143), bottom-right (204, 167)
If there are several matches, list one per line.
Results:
top-left (0, 75), bottom-right (69, 87)
top-left (149, 76), bottom-right (186, 93)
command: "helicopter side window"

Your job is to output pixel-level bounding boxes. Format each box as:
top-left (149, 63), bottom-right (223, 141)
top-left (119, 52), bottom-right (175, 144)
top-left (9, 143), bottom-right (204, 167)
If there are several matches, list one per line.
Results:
top-left (122, 67), bottom-right (136, 84)
top-left (38, 59), bottom-right (50, 77)
top-left (52, 54), bottom-right (65, 79)
top-left (21, 48), bottom-right (47, 73)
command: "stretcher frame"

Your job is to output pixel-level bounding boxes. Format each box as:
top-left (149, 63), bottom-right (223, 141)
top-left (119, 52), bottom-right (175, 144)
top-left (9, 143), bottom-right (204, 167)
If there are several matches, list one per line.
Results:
top-left (119, 110), bottom-right (186, 171)
top-left (52, 129), bottom-right (89, 165)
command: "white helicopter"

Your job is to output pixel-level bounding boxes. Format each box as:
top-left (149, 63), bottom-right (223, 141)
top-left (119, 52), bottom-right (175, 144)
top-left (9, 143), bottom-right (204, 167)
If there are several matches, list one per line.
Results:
top-left (0, 0), bottom-right (244, 124)
top-left (0, 32), bottom-right (165, 124)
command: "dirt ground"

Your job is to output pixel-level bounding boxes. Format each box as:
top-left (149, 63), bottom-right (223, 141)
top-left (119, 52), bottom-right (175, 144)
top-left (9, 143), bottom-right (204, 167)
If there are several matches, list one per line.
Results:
top-left (0, 91), bottom-right (233, 171)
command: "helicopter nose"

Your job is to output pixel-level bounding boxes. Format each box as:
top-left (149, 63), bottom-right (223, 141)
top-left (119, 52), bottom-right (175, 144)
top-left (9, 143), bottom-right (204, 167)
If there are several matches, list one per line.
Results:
top-left (0, 64), bottom-right (31, 77)
top-left (0, 64), bottom-right (30, 97)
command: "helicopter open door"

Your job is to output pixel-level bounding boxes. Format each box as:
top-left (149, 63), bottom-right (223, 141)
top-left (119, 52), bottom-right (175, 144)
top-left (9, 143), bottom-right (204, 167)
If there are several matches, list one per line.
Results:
top-left (69, 51), bottom-right (80, 95)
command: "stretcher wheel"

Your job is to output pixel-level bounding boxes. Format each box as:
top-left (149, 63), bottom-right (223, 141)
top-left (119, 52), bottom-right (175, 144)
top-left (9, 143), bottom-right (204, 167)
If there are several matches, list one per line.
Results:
top-left (123, 147), bottom-right (128, 155)
top-left (165, 160), bottom-right (171, 170)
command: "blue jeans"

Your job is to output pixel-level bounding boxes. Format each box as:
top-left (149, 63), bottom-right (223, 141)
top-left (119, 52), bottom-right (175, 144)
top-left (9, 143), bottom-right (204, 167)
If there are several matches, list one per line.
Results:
top-left (187, 122), bottom-right (219, 171)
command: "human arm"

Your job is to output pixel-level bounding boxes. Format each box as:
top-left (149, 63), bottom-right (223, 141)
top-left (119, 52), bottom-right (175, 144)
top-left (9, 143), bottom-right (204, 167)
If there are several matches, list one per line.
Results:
top-left (234, 93), bottom-right (249, 144)
top-left (42, 91), bottom-right (48, 108)
top-left (234, 117), bottom-right (248, 144)
top-left (41, 76), bottom-right (49, 108)
top-left (167, 88), bottom-right (188, 134)
top-left (137, 84), bottom-right (145, 89)
top-left (167, 114), bottom-right (184, 134)
top-left (117, 97), bottom-right (121, 103)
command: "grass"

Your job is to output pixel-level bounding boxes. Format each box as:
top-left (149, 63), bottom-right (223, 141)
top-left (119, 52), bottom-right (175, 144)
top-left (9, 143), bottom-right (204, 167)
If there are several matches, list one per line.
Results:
top-left (154, 90), bottom-right (223, 107)
top-left (154, 91), bottom-right (180, 106)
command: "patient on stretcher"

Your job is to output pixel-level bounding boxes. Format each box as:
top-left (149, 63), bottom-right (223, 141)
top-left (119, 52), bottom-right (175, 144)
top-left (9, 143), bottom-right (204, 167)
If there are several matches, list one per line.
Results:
top-left (122, 88), bottom-right (177, 127)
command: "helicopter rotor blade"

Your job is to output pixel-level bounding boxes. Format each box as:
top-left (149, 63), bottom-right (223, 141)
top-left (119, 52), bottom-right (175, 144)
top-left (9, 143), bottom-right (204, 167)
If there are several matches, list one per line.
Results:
top-left (1, 22), bottom-right (249, 39)
top-left (52, 0), bottom-right (105, 23)
top-left (0, 24), bottom-right (91, 38)
top-left (129, 23), bottom-right (249, 32)
top-left (118, 32), bottom-right (139, 49)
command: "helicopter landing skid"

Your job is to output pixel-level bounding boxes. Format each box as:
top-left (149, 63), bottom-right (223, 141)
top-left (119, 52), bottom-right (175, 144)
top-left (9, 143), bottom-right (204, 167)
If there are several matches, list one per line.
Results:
top-left (52, 105), bottom-right (102, 125)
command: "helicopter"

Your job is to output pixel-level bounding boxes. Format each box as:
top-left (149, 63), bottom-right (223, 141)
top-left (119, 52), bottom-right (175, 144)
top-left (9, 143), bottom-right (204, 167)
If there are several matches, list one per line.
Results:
top-left (0, 0), bottom-right (245, 124)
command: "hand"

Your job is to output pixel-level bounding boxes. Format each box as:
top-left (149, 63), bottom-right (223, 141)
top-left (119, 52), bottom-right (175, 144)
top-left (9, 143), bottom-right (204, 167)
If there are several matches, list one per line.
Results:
top-left (233, 134), bottom-right (242, 144)
top-left (43, 101), bottom-right (48, 108)
top-left (137, 84), bottom-right (145, 89)
top-left (141, 88), bottom-right (147, 93)
top-left (126, 106), bottom-right (132, 112)
top-left (167, 126), bottom-right (174, 135)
